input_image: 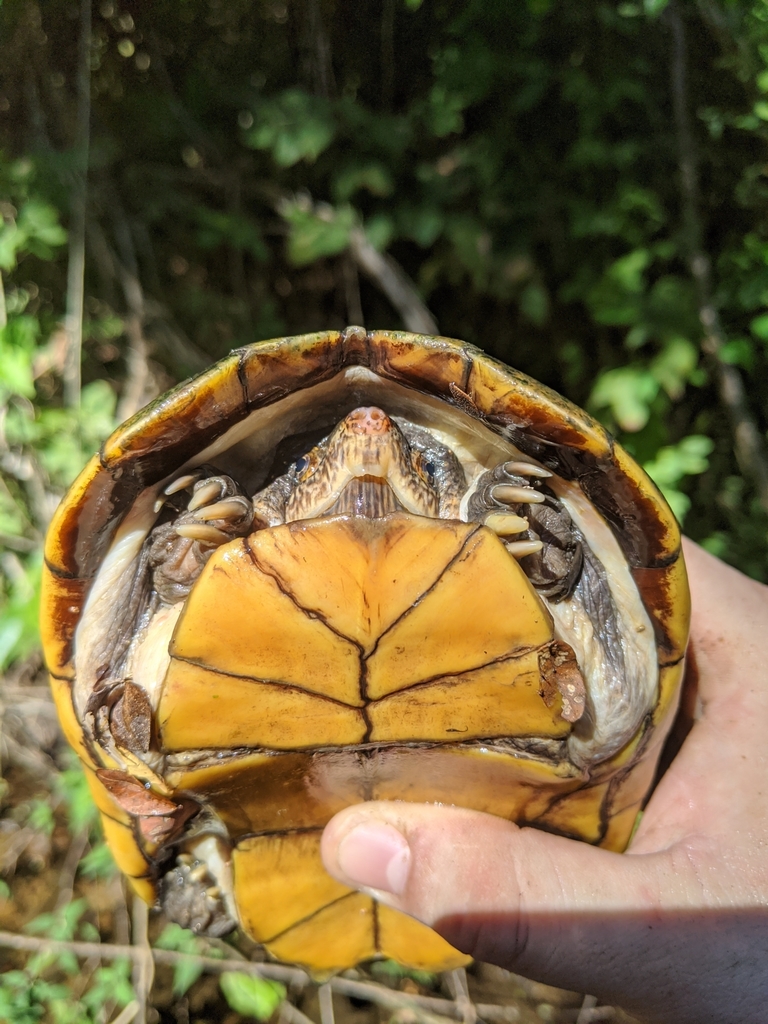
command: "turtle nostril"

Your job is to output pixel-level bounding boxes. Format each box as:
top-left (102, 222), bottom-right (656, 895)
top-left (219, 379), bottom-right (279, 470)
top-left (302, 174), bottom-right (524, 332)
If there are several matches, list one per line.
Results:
top-left (347, 406), bottom-right (391, 435)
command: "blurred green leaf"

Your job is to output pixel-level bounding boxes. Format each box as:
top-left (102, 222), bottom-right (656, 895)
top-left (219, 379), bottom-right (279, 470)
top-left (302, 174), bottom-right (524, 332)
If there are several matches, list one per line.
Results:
top-left (650, 336), bottom-right (699, 398)
top-left (245, 90), bottom-right (335, 166)
top-left (643, 435), bottom-right (714, 522)
top-left (0, 199), bottom-right (66, 271)
top-left (25, 797), bottom-right (54, 837)
top-left (78, 841), bottom-right (116, 880)
top-left (219, 972), bottom-right (286, 1021)
top-left (155, 923), bottom-right (213, 996)
top-left (281, 201), bottom-right (355, 266)
top-left (333, 162), bottom-right (393, 202)
top-left (590, 365), bottom-right (659, 431)
top-left (0, 554), bottom-right (41, 672)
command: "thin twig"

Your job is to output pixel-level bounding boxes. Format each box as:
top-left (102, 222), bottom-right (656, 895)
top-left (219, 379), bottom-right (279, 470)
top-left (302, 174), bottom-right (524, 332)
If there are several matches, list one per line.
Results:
top-left (664, 2), bottom-right (768, 513)
top-left (112, 204), bottom-right (153, 421)
top-left (349, 227), bottom-right (439, 335)
top-left (447, 968), bottom-right (476, 1024)
top-left (109, 1000), bottom-right (140, 1024)
top-left (55, 829), bottom-right (89, 911)
top-left (63, 0), bottom-right (91, 408)
top-left (330, 976), bottom-right (521, 1022)
top-left (0, 930), bottom-right (524, 1021)
top-left (318, 982), bottom-right (335, 1024)
top-left (131, 898), bottom-right (154, 1024)
top-left (576, 994), bottom-right (598, 1024)
top-left (281, 1002), bottom-right (316, 1024)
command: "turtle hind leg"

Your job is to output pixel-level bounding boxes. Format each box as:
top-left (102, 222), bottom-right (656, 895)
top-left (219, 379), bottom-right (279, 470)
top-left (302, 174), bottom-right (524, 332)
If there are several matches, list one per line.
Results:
top-left (159, 852), bottom-right (237, 938)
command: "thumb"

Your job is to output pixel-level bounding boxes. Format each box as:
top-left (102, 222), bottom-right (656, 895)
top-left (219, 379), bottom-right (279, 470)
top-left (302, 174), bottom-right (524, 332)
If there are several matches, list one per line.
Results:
top-left (319, 802), bottom-right (720, 1018)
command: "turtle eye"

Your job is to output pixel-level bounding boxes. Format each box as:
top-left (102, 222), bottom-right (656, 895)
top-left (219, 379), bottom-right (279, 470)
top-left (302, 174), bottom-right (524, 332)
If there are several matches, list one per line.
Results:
top-left (424, 461), bottom-right (436, 483)
top-left (294, 456), bottom-right (310, 475)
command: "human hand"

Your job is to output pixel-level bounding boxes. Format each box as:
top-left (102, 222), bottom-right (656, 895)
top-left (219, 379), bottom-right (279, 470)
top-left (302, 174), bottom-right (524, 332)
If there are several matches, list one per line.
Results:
top-left (321, 540), bottom-right (768, 1024)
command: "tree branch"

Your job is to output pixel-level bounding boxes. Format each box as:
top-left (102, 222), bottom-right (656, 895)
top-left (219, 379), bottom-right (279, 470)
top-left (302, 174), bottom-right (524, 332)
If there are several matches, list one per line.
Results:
top-left (0, 929), bottom-right (565, 1021)
top-left (62, 0), bottom-right (92, 408)
top-left (665, 2), bottom-right (768, 514)
top-left (349, 227), bottom-right (439, 335)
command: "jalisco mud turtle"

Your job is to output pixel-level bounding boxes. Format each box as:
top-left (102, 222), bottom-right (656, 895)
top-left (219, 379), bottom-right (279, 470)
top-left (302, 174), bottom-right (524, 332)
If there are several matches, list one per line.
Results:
top-left (41, 327), bottom-right (689, 974)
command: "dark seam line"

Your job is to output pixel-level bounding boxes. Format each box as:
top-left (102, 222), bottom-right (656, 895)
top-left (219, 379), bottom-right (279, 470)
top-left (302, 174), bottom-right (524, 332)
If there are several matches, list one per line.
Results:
top-left (236, 351), bottom-right (250, 406)
top-left (361, 704), bottom-right (372, 743)
top-left (643, 547), bottom-right (682, 570)
top-left (372, 898), bottom-right (381, 954)
top-left (48, 670), bottom-right (75, 682)
top-left (238, 826), bottom-right (323, 842)
top-left (359, 657), bottom-right (369, 704)
top-left (365, 523), bottom-right (483, 662)
top-left (171, 654), bottom-right (363, 710)
top-left (460, 353), bottom-right (473, 393)
top-left (244, 544), bottom-right (366, 657)
top-left (367, 646), bottom-right (542, 700)
top-left (659, 652), bottom-right (685, 668)
top-left (94, 807), bottom-right (132, 827)
top-left (259, 891), bottom-right (363, 945)
top-left (43, 556), bottom-right (93, 581)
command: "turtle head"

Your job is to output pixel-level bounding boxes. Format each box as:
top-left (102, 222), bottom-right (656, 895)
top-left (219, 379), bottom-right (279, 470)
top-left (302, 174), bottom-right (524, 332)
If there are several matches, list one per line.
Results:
top-left (283, 406), bottom-right (441, 521)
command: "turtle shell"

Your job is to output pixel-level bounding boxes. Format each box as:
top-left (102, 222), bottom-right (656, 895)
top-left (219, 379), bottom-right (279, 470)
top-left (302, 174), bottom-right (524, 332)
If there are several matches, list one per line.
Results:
top-left (41, 327), bottom-right (689, 974)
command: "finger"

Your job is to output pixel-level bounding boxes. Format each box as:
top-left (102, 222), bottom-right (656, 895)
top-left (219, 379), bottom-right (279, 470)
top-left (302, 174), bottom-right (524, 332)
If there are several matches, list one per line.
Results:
top-left (320, 802), bottom-right (713, 1007)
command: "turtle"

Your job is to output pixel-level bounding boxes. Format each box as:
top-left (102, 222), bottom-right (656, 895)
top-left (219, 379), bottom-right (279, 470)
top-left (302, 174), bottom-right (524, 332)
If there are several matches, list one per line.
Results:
top-left (41, 326), bottom-right (690, 975)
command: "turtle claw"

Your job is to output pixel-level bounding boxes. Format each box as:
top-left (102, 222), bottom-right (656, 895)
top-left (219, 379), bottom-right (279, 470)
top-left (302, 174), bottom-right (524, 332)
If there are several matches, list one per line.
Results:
top-left (148, 473), bottom-right (254, 602)
top-left (195, 498), bottom-right (251, 522)
top-left (483, 512), bottom-right (530, 536)
top-left (164, 473), bottom-right (203, 497)
top-left (505, 539), bottom-right (544, 557)
top-left (492, 484), bottom-right (546, 505)
top-left (175, 523), bottom-right (231, 546)
top-left (503, 460), bottom-right (552, 479)
top-left (188, 479), bottom-right (224, 511)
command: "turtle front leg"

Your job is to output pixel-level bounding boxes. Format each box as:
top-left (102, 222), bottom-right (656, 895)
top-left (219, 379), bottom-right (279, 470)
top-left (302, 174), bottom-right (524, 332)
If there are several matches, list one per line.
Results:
top-left (467, 461), bottom-right (583, 601)
top-left (149, 470), bottom-right (254, 603)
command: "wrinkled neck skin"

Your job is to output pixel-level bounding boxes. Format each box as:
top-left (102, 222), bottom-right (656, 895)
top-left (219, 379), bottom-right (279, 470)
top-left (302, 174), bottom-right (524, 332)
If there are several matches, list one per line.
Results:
top-left (284, 407), bottom-right (444, 521)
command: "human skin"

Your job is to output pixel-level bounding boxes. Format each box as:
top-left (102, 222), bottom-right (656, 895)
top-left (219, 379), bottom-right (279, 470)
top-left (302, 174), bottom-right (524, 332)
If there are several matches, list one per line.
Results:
top-left (321, 540), bottom-right (768, 1023)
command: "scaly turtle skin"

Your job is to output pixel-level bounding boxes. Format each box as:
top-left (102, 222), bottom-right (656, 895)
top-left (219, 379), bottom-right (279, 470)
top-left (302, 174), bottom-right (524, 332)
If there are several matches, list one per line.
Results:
top-left (41, 327), bottom-right (690, 974)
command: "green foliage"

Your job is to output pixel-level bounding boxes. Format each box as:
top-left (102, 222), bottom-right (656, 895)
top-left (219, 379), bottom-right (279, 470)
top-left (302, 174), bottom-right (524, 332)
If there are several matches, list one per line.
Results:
top-left (643, 435), bottom-right (715, 521)
top-left (0, 554), bottom-right (41, 671)
top-left (154, 923), bottom-right (215, 996)
top-left (280, 198), bottom-right (356, 266)
top-left (24, 797), bottom-right (55, 837)
top-left (219, 971), bottom-right (286, 1020)
top-left (55, 762), bottom-right (101, 837)
top-left (369, 958), bottom-right (437, 987)
top-left (0, 956), bottom-right (134, 1024)
top-left (77, 841), bottom-right (116, 880)
top-left (246, 90), bottom-right (335, 167)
